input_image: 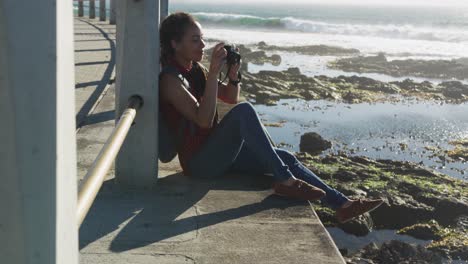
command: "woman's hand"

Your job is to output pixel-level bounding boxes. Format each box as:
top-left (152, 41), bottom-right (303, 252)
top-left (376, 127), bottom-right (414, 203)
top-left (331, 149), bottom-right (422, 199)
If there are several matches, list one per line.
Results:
top-left (209, 42), bottom-right (227, 77)
top-left (228, 60), bottom-right (241, 81)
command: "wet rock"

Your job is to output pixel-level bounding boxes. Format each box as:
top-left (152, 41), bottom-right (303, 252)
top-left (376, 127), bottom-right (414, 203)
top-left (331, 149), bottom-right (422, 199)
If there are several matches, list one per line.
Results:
top-left (286, 67), bottom-right (301, 75)
top-left (391, 79), bottom-right (438, 93)
top-left (416, 196), bottom-right (468, 226)
top-left (330, 54), bottom-right (468, 81)
top-left (240, 66), bottom-right (468, 104)
top-left (397, 220), bottom-right (444, 240)
top-left (347, 240), bottom-right (444, 264)
top-left (299, 132), bottom-right (332, 154)
top-left (439, 81), bottom-right (468, 99)
top-left (338, 213), bottom-right (373, 237)
top-left (372, 193), bottom-right (435, 229)
top-left (342, 90), bottom-right (371, 104)
top-left (426, 225), bottom-right (468, 260)
top-left (244, 50), bottom-right (282, 65)
top-left (315, 206), bottom-right (373, 236)
top-left (335, 169), bottom-right (360, 182)
top-left (295, 143), bottom-right (467, 261)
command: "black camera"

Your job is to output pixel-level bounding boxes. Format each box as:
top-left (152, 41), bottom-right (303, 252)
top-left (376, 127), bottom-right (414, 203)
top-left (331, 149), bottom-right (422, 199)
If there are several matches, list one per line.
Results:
top-left (224, 45), bottom-right (241, 65)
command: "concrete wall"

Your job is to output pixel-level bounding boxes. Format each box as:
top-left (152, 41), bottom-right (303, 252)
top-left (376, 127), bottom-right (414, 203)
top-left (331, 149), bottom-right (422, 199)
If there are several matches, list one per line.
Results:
top-left (0, 0), bottom-right (78, 263)
top-left (115, 0), bottom-right (160, 188)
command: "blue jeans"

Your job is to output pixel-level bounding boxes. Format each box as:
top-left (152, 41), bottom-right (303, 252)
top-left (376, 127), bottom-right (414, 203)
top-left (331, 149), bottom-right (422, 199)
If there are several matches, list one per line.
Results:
top-left (187, 102), bottom-right (348, 209)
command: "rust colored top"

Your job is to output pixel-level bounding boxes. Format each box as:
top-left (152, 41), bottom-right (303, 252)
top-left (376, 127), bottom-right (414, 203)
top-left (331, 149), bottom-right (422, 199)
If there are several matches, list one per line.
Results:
top-left (160, 60), bottom-right (219, 175)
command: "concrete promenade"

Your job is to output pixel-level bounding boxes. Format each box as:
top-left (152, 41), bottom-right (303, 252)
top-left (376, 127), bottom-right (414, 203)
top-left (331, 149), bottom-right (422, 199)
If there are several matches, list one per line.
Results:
top-left (75, 17), bottom-right (346, 264)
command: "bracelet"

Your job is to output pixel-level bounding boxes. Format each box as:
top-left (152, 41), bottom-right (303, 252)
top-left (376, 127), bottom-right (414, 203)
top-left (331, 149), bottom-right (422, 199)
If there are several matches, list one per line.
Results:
top-left (228, 72), bottom-right (242, 86)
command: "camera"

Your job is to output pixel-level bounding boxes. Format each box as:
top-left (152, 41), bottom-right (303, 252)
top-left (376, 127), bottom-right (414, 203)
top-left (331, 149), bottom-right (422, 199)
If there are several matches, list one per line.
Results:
top-left (224, 45), bottom-right (241, 66)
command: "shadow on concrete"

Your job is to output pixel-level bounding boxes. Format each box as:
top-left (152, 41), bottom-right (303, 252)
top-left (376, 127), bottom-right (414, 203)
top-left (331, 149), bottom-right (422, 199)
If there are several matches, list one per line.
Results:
top-left (81, 110), bottom-right (115, 126)
top-left (75, 48), bottom-right (112, 53)
top-left (75, 39), bottom-right (112, 42)
top-left (75, 60), bottom-right (111, 67)
top-left (79, 172), bottom-right (302, 252)
top-left (75, 18), bottom-right (116, 128)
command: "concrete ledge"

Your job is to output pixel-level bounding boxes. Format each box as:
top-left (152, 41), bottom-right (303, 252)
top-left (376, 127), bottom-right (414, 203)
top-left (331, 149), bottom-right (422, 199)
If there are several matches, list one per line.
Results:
top-left (79, 172), bottom-right (345, 263)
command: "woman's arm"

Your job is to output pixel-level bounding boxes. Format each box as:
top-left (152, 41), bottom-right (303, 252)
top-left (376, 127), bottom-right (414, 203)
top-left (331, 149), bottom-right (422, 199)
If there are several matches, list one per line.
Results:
top-left (218, 82), bottom-right (240, 104)
top-left (160, 42), bottom-right (227, 129)
top-left (218, 62), bottom-right (241, 104)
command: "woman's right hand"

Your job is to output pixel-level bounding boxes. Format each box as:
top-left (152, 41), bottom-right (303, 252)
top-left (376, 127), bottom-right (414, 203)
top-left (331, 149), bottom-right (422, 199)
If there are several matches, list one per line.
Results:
top-left (209, 42), bottom-right (227, 77)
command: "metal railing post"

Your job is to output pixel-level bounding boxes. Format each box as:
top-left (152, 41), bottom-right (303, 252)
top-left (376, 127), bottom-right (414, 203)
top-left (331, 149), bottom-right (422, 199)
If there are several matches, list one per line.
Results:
top-left (110, 0), bottom-right (116, 24)
top-left (89, 0), bottom-right (96, 19)
top-left (100, 0), bottom-right (106, 21)
top-left (78, 0), bottom-right (84, 17)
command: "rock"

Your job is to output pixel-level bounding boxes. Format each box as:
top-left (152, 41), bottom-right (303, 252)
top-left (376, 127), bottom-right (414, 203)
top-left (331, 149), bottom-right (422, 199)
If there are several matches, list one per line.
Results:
top-left (397, 220), bottom-right (444, 240)
top-left (338, 213), bottom-right (373, 237)
top-left (300, 90), bottom-right (320, 100)
top-left (330, 55), bottom-right (468, 81)
top-left (349, 240), bottom-right (444, 264)
top-left (286, 67), bottom-right (301, 75)
top-left (239, 66), bottom-right (468, 105)
top-left (315, 205), bottom-right (373, 237)
top-left (439, 81), bottom-right (468, 99)
top-left (417, 196), bottom-right (468, 226)
top-left (299, 132), bottom-right (332, 154)
top-left (335, 169), bottom-right (359, 182)
top-left (371, 193), bottom-right (434, 229)
top-left (294, 147), bottom-right (467, 261)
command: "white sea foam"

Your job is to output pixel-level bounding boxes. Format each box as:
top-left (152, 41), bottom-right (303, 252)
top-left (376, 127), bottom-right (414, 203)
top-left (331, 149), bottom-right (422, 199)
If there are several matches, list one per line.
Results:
top-left (203, 27), bottom-right (468, 59)
top-left (193, 12), bottom-right (468, 43)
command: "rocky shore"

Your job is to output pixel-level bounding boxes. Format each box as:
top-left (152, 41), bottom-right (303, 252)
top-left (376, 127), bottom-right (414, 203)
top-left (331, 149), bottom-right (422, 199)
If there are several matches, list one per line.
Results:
top-left (204, 44), bottom-right (468, 104)
top-left (329, 53), bottom-right (468, 81)
top-left (210, 42), bottom-right (467, 262)
top-left (295, 132), bottom-right (467, 261)
top-left (241, 68), bottom-right (468, 105)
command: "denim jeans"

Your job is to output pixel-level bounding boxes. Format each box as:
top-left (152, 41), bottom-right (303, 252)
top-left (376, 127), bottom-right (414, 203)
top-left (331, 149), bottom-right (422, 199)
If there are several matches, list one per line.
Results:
top-left (187, 102), bottom-right (348, 209)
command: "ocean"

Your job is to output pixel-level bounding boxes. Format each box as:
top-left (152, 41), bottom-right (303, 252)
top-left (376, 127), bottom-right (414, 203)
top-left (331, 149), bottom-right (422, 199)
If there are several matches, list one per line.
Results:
top-left (173, 3), bottom-right (468, 60)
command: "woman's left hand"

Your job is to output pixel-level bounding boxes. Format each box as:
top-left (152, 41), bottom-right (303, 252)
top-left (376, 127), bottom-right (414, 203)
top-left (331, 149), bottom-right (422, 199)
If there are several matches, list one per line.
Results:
top-left (228, 60), bottom-right (241, 81)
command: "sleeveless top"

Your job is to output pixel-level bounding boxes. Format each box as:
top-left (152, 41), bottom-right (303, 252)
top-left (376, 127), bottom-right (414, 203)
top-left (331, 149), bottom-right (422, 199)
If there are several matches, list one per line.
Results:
top-left (160, 60), bottom-right (219, 175)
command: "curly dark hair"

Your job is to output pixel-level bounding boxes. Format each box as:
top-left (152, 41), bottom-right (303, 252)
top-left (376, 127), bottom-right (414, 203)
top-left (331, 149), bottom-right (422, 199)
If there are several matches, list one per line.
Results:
top-left (160, 12), bottom-right (197, 65)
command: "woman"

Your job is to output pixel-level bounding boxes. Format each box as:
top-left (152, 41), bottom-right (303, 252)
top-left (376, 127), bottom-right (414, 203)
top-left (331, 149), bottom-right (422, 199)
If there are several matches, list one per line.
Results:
top-left (159, 12), bottom-right (383, 223)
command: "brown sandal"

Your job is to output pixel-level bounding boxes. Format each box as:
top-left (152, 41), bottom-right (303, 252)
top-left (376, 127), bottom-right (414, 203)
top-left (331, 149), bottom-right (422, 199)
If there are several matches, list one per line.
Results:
top-left (273, 179), bottom-right (326, 201)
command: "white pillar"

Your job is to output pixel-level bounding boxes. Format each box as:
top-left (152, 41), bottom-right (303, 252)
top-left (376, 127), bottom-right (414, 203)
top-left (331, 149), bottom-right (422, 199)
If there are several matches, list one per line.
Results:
top-left (78, 0), bottom-right (84, 17)
top-left (160, 0), bottom-right (168, 23)
top-left (110, 0), bottom-right (116, 24)
top-left (99, 0), bottom-right (106, 21)
top-left (115, 0), bottom-right (160, 188)
top-left (89, 0), bottom-right (95, 19)
top-left (0, 0), bottom-right (78, 263)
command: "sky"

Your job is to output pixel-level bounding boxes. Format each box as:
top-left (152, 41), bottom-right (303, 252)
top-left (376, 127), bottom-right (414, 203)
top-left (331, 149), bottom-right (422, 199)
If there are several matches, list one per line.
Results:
top-left (172, 0), bottom-right (468, 7)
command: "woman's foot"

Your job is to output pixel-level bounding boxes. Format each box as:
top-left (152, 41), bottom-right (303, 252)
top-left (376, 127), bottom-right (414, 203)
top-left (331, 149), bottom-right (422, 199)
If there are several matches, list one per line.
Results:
top-left (273, 178), bottom-right (326, 201)
top-left (335, 198), bottom-right (384, 223)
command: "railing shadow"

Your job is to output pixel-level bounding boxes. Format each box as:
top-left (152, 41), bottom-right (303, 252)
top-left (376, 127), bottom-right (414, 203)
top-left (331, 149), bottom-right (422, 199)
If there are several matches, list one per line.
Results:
top-left (79, 172), bottom-right (304, 252)
top-left (74, 18), bottom-right (116, 128)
